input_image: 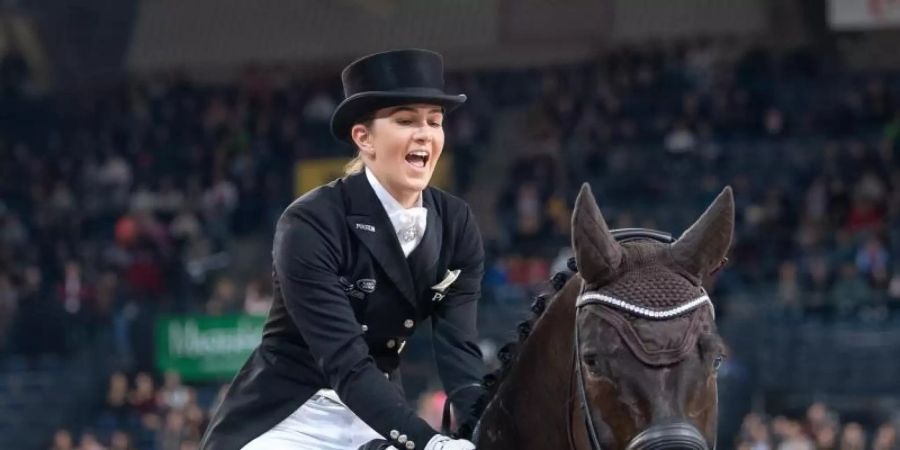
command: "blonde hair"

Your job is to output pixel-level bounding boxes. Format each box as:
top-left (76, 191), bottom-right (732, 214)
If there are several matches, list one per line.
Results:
top-left (344, 154), bottom-right (365, 175)
top-left (343, 112), bottom-right (376, 175)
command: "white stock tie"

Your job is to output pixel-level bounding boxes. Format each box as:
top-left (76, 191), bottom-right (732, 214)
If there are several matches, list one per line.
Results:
top-left (389, 207), bottom-right (427, 255)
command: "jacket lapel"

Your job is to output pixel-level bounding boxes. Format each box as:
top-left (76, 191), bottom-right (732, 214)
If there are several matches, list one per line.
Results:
top-left (344, 172), bottom-right (417, 307)
top-left (407, 189), bottom-right (443, 304)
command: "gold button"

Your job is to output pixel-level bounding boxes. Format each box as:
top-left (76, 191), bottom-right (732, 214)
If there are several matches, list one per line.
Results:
top-left (361, 324), bottom-right (369, 332)
top-left (403, 319), bottom-right (414, 329)
top-left (386, 339), bottom-right (396, 349)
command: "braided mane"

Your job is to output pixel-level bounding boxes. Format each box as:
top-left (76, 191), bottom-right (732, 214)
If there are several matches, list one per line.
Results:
top-left (455, 259), bottom-right (578, 439)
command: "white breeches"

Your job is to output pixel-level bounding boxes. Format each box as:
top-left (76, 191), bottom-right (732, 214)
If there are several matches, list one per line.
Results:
top-left (241, 389), bottom-right (384, 450)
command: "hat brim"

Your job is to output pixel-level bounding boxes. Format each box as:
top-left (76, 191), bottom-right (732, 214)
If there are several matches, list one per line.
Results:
top-left (330, 90), bottom-right (467, 143)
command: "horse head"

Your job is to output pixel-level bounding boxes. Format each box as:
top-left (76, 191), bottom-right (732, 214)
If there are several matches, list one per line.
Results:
top-left (570, 184), bottom-right (734, 450)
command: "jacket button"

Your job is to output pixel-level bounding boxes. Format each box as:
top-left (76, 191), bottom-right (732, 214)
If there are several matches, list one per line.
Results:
top-left (405, 441), bottom-right (415, 449)
top-left (398, 435), bottom-right (408, 444)
top-left (361, 324), bottom-right (369, 332)
top-left (390, 430), bottom-right (399, 439)
top-left (403, 319), bottom-right (414, 329)
top-left (386, 339), bottom-right (396, 349)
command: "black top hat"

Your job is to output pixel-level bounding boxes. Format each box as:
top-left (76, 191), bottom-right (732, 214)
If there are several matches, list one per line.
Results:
top-left (330, 49), bottom-right (467, 143)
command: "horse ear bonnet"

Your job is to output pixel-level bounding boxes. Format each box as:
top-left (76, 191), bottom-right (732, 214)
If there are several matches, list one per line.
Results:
top-left (588, 228), bottom-right (714, 367)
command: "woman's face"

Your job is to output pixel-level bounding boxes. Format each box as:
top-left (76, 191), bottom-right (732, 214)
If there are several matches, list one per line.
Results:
top-left (353, 103), bottom-right (445, 202)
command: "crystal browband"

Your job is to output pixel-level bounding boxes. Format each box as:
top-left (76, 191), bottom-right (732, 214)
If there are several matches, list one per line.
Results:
top-left (576, 289), bottom-right (715, 320)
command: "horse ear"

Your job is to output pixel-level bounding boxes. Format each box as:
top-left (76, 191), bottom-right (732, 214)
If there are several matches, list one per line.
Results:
top-left (572, 183), bottom-right (622, 284)
top-left (672, 186), bottom-right (735, 278)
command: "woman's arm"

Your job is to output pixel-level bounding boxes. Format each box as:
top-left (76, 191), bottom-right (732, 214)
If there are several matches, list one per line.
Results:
top-left (432, 205), bottom-right (487, 429)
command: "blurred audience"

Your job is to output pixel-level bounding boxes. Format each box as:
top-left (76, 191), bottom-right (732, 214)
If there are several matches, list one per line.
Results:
top-left (737, 402), bottom-right (897, 450)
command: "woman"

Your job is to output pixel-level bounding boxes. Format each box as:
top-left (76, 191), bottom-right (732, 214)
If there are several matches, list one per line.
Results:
top-left (200, 49), bottom-right (485, 450)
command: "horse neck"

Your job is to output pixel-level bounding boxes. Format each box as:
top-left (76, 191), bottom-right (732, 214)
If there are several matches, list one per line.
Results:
top-left (477, 275), bottom-right (582, 449)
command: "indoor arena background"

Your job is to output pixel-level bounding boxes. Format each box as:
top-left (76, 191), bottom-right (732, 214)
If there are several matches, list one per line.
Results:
top-left (2, 1), bottom-right (900, 449)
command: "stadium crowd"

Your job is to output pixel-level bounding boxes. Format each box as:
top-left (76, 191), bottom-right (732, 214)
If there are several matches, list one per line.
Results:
top-left (735, 403), bottom-right (899, 450)
top-left (2, 36), bottom-right (900, 449)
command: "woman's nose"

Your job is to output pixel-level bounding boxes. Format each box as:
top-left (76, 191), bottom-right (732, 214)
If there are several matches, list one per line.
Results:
top-left (412, 125), bottom-right (433, 143)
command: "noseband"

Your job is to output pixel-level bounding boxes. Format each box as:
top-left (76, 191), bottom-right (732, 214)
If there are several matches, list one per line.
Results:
top-left (569, 228), bottom-right (716, 450)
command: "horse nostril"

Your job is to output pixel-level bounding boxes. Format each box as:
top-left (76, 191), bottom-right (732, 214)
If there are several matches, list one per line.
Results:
top-left (625, 422), bottom-right (708, 450)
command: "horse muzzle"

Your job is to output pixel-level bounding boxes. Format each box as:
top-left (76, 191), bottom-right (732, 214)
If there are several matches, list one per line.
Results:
top-left (625, 422), bottom-right (708, 450)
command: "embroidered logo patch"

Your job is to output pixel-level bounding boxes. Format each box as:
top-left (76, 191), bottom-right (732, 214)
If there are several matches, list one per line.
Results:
top-left (357, 279), bottom-right (376, 293)
top-left (431, 269), bottom-right (461, 302)
top-left (355, 223), bottom-right (376, 232)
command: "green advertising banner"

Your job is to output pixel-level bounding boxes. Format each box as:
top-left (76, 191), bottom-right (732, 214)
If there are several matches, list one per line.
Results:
top-left (155, 314), bottom-right (265, 381)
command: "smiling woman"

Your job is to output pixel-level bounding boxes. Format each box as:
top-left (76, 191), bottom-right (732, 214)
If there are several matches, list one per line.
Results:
top-left (351, 104), bottom-right (446, 208)
top-left (200, 49), bottom-right (485, 450)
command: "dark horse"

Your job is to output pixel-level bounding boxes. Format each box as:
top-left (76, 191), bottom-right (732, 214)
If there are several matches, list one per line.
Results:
top-left (471, 184), bottom-right (734, 450)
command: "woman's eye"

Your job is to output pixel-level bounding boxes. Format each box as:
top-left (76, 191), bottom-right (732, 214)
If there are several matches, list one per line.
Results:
top-left (429, 121), bottom-right (442, 128)
top-left (396, 118), bottom-right (414, 125)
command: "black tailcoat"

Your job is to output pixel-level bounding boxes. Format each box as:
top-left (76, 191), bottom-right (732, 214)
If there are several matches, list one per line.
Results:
top-left (200, 171), bottom-right (485, 450)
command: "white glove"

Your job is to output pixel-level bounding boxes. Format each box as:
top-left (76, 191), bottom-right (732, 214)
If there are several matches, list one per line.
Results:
top-left (424, 434), bottom-right (476, 450)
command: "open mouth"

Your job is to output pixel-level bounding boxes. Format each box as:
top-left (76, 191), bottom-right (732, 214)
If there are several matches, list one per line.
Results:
top-left (405, 150), bottom-right (429, 169)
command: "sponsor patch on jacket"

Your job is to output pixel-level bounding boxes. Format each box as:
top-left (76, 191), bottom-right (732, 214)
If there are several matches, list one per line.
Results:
top-left (355, 223), bottom-right (376, 232)
top-left (357, 278), bottom-right (377, 293)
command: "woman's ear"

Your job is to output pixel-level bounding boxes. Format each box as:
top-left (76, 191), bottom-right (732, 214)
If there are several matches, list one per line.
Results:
top-left (351, 124), bottom-right (375, 158)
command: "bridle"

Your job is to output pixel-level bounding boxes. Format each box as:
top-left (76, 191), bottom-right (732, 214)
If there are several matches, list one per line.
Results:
top-left (568, 228), bottom-right (716, 450)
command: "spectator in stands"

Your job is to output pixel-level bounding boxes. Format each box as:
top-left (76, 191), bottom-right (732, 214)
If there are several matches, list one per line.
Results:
top-left (102, 371), bottom-right (131, 429)
top-left (108, 431), bottom-right (134, 450)
top-left (204, 277), bottom-right (239, 316)
top-left (812, 425), bottom-right (837, 450)
top-left (830, 263), bottom-right (873, 316)
top-left (129, 372), bottom-right (160, 431)
top-left (50, 428), bottom-right (75, 450)
top-left (158, 410), bottom-right (188, 450)
top-left (776, 420), bottom-right (814, 450)
top-left (776, 261), bottom-right (802, 314)
top-left (242, 277), bottom-right (272, 316)
top-left (13, 265), bottom-right (68, 356)
top-left (839, 422), bottom-right (867, 450)
top-left (737, 413), bottom-right (771, 450)
top-left (872, 423), bottom-right (897, 450)
top-left (0, 271), bottom-right (16, 351)
top-left (158, 370), bottom-right (190, 412)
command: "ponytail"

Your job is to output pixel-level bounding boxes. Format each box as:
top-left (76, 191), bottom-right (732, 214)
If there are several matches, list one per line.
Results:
top-left (344, 155), bottom-right (364, 175)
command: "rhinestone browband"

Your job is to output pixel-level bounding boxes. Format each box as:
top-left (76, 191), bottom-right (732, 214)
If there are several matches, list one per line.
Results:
top-left (576, 289), bottom-right (715, 320)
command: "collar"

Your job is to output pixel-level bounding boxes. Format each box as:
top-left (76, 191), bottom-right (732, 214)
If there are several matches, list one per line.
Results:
top-left (365, 167), bottom-right (423, 214)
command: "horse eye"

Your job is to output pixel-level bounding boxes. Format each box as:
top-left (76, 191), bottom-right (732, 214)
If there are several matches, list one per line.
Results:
top-left (712, 355), bottom-right (725, 371)
top-left (583, 353), bottom-right (603, 374)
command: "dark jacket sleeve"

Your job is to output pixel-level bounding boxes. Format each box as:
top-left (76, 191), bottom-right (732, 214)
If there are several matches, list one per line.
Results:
top-left (274, 206), bottom-right (438, 447)
top-left (432, 205), bottom-right (487, 426)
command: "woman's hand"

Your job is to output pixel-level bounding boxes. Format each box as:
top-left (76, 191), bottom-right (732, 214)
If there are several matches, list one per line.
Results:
top-left (425, 434), bottom-right (476, 450)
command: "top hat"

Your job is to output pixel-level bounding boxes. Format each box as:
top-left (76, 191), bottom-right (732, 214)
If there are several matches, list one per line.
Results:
top-left (330, 49), bottom-right (467, 143)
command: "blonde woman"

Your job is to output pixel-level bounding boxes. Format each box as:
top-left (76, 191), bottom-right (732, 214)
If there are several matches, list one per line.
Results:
top-left (201, 49), bottom-right (485, 450)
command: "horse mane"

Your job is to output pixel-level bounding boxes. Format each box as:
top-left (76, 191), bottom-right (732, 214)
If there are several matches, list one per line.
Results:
top-left (455, 258), bottom-right (578, 439)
